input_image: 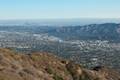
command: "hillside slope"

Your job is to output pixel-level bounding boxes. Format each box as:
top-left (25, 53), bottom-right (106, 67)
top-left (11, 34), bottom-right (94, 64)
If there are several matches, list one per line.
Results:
top-left (0, 48), bottom-right (119, 80)
top-left (48, 23), bottom-right (120, 40)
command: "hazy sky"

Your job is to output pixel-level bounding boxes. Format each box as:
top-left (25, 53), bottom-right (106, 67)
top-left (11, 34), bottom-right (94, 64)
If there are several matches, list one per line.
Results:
top-left (0, 0), bottom-right (120, 19)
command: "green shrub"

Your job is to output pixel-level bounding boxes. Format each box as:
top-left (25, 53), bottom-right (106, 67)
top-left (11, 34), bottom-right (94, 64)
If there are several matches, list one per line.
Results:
top-left (45, 67), bottom-right (53, 74)
top-left (53, 74), bottom-right (63, 80)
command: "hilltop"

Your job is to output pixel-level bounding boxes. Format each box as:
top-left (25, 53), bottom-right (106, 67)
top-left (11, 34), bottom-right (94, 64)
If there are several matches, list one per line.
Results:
top-left (0, 48), bottom-right (119, 80)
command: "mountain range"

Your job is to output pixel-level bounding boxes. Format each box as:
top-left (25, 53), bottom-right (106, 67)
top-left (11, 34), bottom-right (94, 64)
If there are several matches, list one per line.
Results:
top-left (0, 23), bottom-right (120, 41)
top-left (46, 23), bottom-right (120, 41)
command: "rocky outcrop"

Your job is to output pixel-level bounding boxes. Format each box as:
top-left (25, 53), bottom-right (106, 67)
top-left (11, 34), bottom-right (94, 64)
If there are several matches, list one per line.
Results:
top-left (0, 48), bottom-right (119, 80)
top-left (66, 62), bottom-right (120, 80)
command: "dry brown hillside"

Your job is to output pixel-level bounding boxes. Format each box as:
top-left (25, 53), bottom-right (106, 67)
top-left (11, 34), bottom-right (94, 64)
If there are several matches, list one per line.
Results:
top-left (0, 48), bottom-right (119, 80)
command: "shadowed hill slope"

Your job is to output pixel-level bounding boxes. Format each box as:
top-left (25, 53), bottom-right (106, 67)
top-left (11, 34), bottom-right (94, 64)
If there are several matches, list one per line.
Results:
top-left (0, 48), bottom-right (119, 80)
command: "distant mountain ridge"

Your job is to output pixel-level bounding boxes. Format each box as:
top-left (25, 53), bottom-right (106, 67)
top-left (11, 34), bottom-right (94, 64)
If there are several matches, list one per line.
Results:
top-left (0, 19), bottom-right (120, 26)
top-left (0, 23), bottom-right (120, 41)
top-left (47, 23), bottom-right (120, 41)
